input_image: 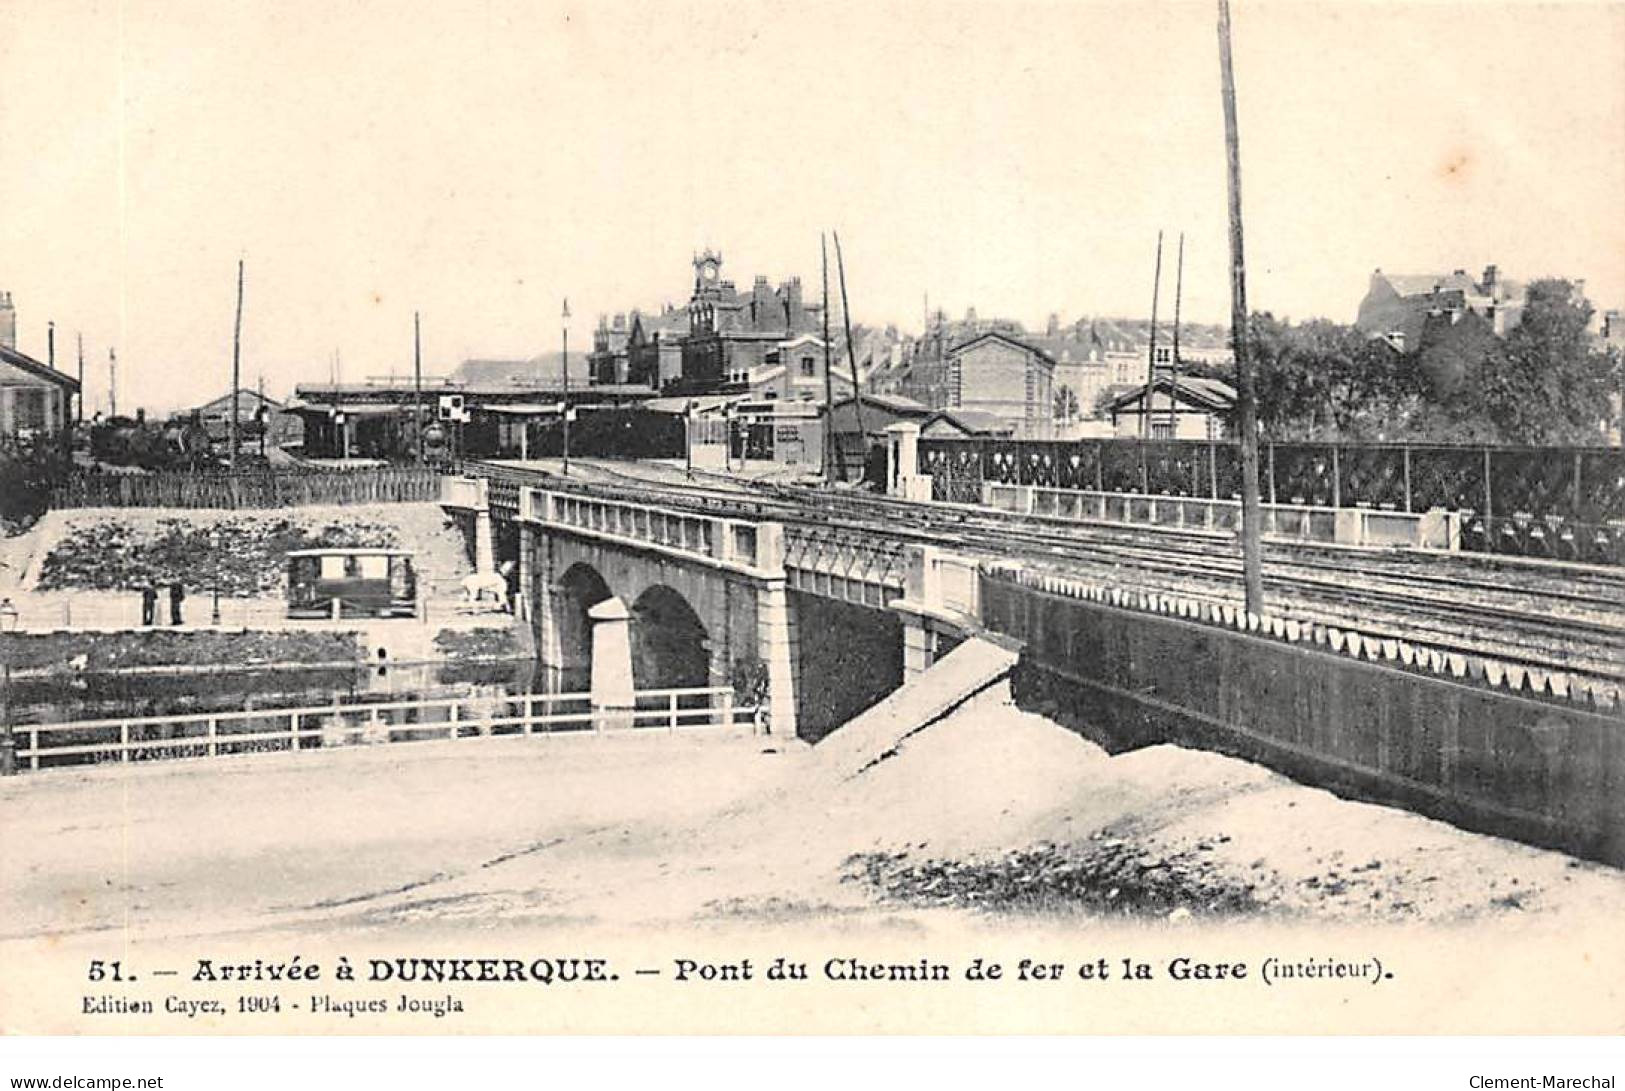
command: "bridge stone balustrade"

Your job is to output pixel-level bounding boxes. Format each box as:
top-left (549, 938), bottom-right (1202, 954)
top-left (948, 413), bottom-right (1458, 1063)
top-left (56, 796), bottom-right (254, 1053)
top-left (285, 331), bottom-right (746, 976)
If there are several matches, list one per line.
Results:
top-left (983, 482), bottom-right (1458, 551)
top-left (513, 485), bottom-right (797, 739)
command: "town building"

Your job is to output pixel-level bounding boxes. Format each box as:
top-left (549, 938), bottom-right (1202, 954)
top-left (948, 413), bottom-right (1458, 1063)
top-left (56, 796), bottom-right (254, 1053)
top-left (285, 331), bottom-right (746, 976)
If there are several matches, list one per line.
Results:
top-left (1355, 264), bottom-right (1526, 352)
top-left (943, 331), bottom-right (1056, 438)
top-left (626, 306), bottom-right (689, 390)
top-left (587, 314), bottom-right (634, 385)
top-left (186, 388), bottom-right (304, 450)
top-left (678, 250), bottom-right (824, 393)
top-left (0, 292), bottom-right (79, 442)
top-left (1107, 374), bottom-right (1236, 440)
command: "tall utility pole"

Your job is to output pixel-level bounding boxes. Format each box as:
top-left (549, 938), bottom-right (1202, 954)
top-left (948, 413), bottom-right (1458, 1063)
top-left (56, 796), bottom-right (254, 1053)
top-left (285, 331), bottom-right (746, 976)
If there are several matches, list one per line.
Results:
top-left (76, 333), bottom-right (84, 424)
top-left (1169, 232), bottom-right (1185, 434)
top-left (561, 297), bottom-right (571, 477)
top-left (1219, 0), bottom-right (1265, 613)
top-left (47, 322), bottom-right (55, 370)
top-left (414, 311), bottom-right (425, 465)
top-left (108, 349), bottom-right (117, 418)
top-left (832, 231), bottom-right (866, 472)
top-left (1140, 230), bottom-right (1164, 439)
top-left (229, 258), bottom-right (244, 470)
top-left (821, 233), bottom-right (837, 481)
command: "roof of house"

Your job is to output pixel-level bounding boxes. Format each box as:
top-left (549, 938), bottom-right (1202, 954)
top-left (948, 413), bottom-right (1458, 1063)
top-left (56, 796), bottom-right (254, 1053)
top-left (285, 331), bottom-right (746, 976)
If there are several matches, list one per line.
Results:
top-left (925, 408), bottom-right (1014, 435)
top-left (0, 344), bottom-right (80, 390)
top-left (452, 352), bottom-right (584, 387)
top-left (1108, 374), bottom-right (1237, 413)
top-left (829, 391), bottom-right (933, 416)
top-left (948, 330), bottom-right (1057, 367)
top-left (194, 389), bottom-right (283, 416)
top-left (1377, 271), bottom-right (1481, 299)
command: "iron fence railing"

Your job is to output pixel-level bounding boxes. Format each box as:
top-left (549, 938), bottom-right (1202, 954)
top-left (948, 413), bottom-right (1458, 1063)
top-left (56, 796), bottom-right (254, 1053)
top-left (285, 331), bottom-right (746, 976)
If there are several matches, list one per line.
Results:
top-left (921, 438), bottom-right (1625, 563)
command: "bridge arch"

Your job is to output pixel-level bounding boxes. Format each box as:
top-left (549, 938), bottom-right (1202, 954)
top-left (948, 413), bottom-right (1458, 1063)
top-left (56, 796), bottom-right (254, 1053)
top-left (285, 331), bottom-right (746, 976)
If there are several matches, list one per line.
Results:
top-left (630, 584), bottom-right (712, 691)
top-left (553, 562), bottom-right (613, 691)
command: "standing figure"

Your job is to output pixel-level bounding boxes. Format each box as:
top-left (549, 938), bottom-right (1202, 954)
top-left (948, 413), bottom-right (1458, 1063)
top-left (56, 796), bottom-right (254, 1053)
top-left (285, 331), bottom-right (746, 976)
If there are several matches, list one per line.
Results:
top-left (141, 585), bottom-right (157, 627)
top-left (168, 582), bottom-right (185, 626)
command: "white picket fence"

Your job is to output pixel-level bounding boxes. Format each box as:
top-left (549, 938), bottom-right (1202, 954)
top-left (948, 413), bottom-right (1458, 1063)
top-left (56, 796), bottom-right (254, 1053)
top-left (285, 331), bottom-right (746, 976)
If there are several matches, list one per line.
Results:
top-left (10, 685), bottom-right (755, 772)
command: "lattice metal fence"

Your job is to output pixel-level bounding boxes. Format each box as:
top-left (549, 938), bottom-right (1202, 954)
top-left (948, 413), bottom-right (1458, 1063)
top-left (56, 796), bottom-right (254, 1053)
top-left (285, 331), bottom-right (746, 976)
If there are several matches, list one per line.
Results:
top-left (919, 437), bottom-right (1625, 563)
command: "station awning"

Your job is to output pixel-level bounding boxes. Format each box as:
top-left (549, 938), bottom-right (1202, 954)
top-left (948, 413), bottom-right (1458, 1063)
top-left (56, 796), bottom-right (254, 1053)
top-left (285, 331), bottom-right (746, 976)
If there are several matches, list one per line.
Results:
top-left (478, 402), bottom-right (565, 415)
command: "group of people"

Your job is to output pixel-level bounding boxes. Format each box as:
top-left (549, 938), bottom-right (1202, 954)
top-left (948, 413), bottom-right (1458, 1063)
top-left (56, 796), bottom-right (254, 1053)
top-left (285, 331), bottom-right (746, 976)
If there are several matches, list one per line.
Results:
top-left (140, 583), bottom-right (186, 626)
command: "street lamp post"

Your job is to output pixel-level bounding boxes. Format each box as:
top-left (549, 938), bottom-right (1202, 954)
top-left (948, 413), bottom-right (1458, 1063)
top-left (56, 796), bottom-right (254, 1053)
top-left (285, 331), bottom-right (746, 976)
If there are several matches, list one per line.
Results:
top-left (684, 400), bottom-right (695, 480)
top-left (561, 298), bottom-right (572, 477)
top-left (210, 528), bottom-right (222, 625)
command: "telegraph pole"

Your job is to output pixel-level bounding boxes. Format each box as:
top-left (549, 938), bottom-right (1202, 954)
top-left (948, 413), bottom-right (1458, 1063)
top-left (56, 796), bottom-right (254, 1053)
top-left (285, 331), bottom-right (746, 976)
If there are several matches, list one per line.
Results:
top-left (47, 322), bottom-right (55, 370)
top-left (76, 333), bottom-right (84, 424)
top-left (821, 233), bottom-right (837, 481)
top-left (1219, 0), bottom-right (1266, 613)
top-left (832, 231), bottom-right (866, 471)
top-left (561, 297), bottom-right (571, 477)
top-left (108, 349), bottom-right (117, 418)
top-left (1169, 232), bottom-right (1185, 434)
top-left (229, 258), bottom-right (244, 469)
top-left (1140, 230), bottom-right (1164, 439)
top-left (414, 311), bottom-right (425, 466)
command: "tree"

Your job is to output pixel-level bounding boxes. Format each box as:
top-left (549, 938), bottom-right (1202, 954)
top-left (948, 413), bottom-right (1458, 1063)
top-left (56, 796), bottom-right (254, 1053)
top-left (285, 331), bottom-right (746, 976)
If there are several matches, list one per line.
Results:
top-left (0, 435), bottom-right (71, 533)
top-left (1245, 314), bottom-right (1426, 440)
top-left (1474, 279), bottom-right (1619, 444)
top-left (1053, 385), bottom-right (1080, 422)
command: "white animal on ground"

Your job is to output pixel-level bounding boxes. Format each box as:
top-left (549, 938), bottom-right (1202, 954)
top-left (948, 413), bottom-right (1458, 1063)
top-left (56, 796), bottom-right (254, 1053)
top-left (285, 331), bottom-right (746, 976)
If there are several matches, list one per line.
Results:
top-left (460, 560), bottom-right (514, 611)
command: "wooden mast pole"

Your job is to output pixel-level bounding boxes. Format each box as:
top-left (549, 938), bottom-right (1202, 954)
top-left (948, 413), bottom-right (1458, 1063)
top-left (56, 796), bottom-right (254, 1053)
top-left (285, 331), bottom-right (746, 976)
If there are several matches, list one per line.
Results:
top-left (414, 311), bottom-right (424, 465)
top-left (832, 231), bottom-right (867, 474)
top-left (821, 234), bottom-right (838, 481)
top-left (230, 258), bottom-right (244, 470)
top-left (1219, 0), bottom-right (1265, 613)
top-left (1140, 230), bottom-right (1164, 438)
top-left (1169, 231), bottom-right (1185, 434)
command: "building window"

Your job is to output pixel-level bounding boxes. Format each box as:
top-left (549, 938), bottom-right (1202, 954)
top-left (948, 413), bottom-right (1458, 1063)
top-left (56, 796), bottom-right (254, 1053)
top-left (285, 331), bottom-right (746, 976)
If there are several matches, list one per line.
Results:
top-left (800, 355), bottom-right (816, 377)
top-left (1151, 419), bottom-right (1174, 439)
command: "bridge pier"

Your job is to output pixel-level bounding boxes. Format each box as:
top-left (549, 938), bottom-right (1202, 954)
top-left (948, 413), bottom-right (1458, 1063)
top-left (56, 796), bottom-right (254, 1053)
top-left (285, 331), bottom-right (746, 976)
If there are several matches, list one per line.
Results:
top-left (589, 597), bottom-right (636, 730)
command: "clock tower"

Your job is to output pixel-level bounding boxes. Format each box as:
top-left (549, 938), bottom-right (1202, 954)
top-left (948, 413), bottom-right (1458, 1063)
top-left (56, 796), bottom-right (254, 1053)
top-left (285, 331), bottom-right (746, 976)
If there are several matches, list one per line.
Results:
top-left (693, 249), bottom-right (723, 296)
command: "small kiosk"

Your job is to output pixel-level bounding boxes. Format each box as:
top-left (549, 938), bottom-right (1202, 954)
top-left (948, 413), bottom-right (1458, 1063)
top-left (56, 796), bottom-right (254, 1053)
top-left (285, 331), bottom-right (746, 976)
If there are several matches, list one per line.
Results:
top-left (286, 548), bottom-right (418, 619)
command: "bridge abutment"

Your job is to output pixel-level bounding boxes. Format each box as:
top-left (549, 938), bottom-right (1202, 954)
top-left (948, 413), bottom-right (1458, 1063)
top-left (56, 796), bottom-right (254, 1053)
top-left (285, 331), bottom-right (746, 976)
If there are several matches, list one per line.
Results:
top-left (756, 581), bottom-right (799, 738)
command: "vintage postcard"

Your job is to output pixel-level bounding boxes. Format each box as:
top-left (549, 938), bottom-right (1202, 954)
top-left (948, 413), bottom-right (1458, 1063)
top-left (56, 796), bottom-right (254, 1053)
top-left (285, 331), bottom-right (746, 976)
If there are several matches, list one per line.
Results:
top-left (1, 0), bottom-right (1623, 1047)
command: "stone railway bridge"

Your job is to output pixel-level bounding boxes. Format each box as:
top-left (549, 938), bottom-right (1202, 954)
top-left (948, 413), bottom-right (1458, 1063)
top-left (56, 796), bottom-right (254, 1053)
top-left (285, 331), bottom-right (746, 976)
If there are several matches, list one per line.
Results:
top-left (440, 471), bottom-right (979, 741)
top-left (440, 428), bottom-right (1625, 867)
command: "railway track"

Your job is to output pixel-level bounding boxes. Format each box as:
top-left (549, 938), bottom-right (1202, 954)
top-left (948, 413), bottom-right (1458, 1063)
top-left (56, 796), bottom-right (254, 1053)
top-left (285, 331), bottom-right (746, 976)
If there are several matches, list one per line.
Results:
top-left (468, 459), bottom-right (1625, 685)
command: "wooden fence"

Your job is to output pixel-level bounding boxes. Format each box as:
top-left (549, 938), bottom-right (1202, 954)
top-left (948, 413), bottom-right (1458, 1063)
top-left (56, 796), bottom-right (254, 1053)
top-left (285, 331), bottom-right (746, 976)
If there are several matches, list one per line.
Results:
top-left (50, 467), bottom-right (442, 510)
top-left (9, 685), bottom-right (755, 772)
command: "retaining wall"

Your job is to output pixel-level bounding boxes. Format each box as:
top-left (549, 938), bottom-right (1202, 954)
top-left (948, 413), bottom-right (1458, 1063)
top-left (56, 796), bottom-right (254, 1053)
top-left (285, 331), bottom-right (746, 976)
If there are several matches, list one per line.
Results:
top-left (980, 572), bottom-right (1625, 866)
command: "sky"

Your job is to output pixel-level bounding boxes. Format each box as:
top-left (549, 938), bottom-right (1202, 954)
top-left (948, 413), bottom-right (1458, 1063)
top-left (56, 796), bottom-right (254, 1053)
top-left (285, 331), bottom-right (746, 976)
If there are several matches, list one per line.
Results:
top-left (1, 0), bottom-right (1622, 414)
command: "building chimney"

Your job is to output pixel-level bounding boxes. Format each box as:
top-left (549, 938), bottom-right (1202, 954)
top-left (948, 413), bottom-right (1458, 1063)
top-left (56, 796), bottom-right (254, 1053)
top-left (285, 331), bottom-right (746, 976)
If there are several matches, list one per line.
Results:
top-left (1482, 264), bottom-right (1499, 296)
top-left (0, 291), bottom-right (14, 351)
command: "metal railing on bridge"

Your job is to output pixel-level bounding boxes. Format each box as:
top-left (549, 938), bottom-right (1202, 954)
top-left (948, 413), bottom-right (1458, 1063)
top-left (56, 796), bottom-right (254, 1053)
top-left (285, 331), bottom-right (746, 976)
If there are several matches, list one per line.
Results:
top-left (922, 437), bottom-right (1625, 564)
top-left (9, 685), bottom-right (756, 773)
